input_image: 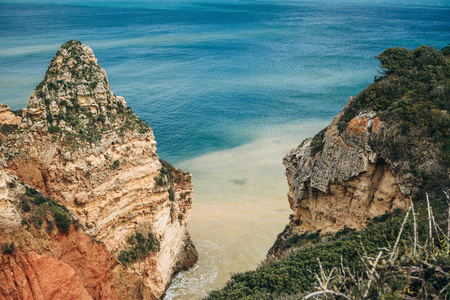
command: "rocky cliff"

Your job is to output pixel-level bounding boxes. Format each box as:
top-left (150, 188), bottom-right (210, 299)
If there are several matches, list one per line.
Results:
top-left (0, 165), bottom-right (155, 299)
top-left (282, 101), bottom-right (408, 235)
top-left (270, 45), bottom-right (449, 257)
top-left (0, 40), bottom-right (197, 298)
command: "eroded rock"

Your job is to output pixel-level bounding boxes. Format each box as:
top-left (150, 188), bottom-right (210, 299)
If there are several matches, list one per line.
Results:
top-left (282, 98), bottom-right (409, 237)
top-left (0, 40), bottom-right (197, 298)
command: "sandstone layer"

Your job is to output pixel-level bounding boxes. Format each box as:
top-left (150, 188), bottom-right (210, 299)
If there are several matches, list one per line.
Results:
top-left (0, 40), bottom-right (197, 298)
top-left (269, 97), bottom-right (411, 258)
top-left (0, 166), bottom-right (155, 300)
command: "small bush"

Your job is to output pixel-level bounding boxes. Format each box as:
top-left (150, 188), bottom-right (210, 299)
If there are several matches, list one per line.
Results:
top-left (21, 199), bottom-right (31, 212)
top-left (118, 231), bottom-right (159, 267)
top-left (2, 242), bottom-right (15, 255)
top-left (46, 219), bottom-right (55, 233)
top-left (310, 128), bottom-right (326, 157)
top-left (154, 174), bottom-right (166, 187)
top-left (73, 219), bottom-right (81, 231)
top-left (54, 211), bottom-right (71, 234)
top-left (30, 211), bottom-right (44, 228)
top-left (110, 159), bottom-right (120, 170)
top-left (32, 195), bottom-right (47, 205)
top-left (48, 125), bottom-right (60, 134)
top-left (441, 44), bottom-right (450, 56)
top-left (22, 186), bottom-right (74, 234)
top-left (25, 187), bottom-right (39, 198)
top-left (334, 225), bottom-right (355, 239)
top-left (89, 81), bottom-right (98, 89)
top-left (0, 124), bottom-right (19, 137)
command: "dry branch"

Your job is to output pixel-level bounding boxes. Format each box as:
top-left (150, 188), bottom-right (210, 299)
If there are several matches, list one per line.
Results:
top-left (410, 197), bottom-right (417, 256)
top-left (426, 193), bottom-right (434, 250)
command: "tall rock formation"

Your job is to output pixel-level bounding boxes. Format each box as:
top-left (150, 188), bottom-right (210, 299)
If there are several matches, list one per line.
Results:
top-left (270, 45), bottom-right (449, 257)
top-left (0, 40), bottom-right (197, 298)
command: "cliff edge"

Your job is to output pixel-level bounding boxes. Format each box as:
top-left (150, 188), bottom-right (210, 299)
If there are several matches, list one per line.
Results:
top-left (0, 40), bottom-right (197, 298)
top-left (270, 45), bottom-right (449, 258)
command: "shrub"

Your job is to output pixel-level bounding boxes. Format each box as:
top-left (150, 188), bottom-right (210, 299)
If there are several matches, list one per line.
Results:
top-left (22, 186), bottom-right (73, 234)
top-left (2, 242), bottom-right (15, 255)
top-left (54, 211), bottom-right (71, 234)
top-left (46, 219), bottom-right (55, 233)
top-left (21, 199), bottom-right (31, 212)
top-left (110, 159), bottom-right (120, 170)
top-left (0, 124), bottom-right (18, 137)
top-left (32, 195), bottom-right (47, 205)
top-left (48, 125), bottom-right (60, 134)
top-left (206, 197), bottom-right (449, 299)
top-left (442, 44), bottom-right (450, 56)
top-left (310, 128), bottom-right (326, 157)
top-left (30, 211), bottom-right (44, 228)
top-left (118, 231), bottom-right (159, 267)
top-left (88, 81), bottom-right (98, 89)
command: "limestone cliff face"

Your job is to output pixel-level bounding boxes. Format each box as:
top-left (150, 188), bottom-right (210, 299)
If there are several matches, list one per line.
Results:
top-left (0, 40), bottom-right (197, 298)
top-left (270, 97), bottom-right (411, 257)
top-left (0, 166), bottom-right (155, 300)
top-left (283, 98), bottom-right (409, 235)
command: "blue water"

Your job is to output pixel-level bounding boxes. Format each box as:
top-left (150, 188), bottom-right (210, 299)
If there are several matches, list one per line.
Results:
top-left (0, 0), bottom-right (450, 161)
top-left (1, 1), bottom-right (449, 298)
top-left (0, 1), bottom-right (449, 162)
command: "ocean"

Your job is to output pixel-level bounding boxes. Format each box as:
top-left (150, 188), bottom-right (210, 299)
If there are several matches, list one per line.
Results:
top-left (0, 0), bottom-right (448, 298)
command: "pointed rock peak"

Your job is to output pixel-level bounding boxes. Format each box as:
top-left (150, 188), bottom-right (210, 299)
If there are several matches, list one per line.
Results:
top-left (47, 40), bottom-right (106, 84)
top-left (22, 41), bottom-right (150, 147)
top-left (25, 40), bottom-right (116, 121)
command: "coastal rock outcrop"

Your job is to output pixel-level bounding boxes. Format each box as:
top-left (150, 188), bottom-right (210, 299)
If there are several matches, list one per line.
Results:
top-left (270, 45), bottom-right (450, 259)
top-left (0, 40), bottom-right (197, 298)
top-left (268, 99), bottom-right (414, 259)
top-left (282, 98), bottom-right (408, 235)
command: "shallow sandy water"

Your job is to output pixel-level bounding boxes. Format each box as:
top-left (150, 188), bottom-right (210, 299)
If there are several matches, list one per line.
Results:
top-left (165, 119), bottom-right (330, 299)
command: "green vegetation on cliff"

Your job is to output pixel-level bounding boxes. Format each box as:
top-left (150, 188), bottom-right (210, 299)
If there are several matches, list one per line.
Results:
top-left (339, 45), bottom-right (449, 131)
top-left (20, 186), bottom-right (75, 235)
top-left (338, 45), bottom-right (449, 193)
top-left (207, 197), bottom-right (449, 299)
top-left (0, 124), bottom-right (18, 138)
top-left (117, 231), bottom-right (159, 267)
top-left (27, 40), bottom-right (151, 151)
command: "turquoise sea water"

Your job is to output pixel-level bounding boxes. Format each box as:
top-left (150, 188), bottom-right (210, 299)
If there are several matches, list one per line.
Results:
top-left (1, 0), bottom-right (449, 163)
top-left (1, 1), bottom-right (449, 299)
